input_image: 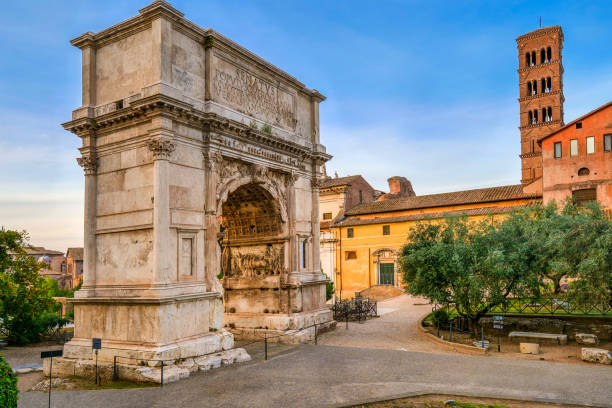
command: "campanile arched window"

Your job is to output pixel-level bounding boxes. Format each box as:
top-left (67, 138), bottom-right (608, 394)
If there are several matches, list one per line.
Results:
top-left (528, 111), bottom-right (533, 125)
top-left (547, 47), bottom-right (552, 62)
top-left (546, 77), bottom-right (552, 92)
top-left (527, 82), bottom-right (532, 95)
top-left (542, 108), bottom-right (547, 122)
top-left (526, 52), bottom-right (531, 67)
top-left (533, 110), bottom-right (539, 124)
top-left (541, 78), bottom-right (546, 93)
top-left (540, 48), bottom-right (546, 64)
top-left (547, 107), bottom-right (552, 121)
top-left (531, 51), bottom-right (536, 66)
top-left (532, 80), bottom-right (538, 95)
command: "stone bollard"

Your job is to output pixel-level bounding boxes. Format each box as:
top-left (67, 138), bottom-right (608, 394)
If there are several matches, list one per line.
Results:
top-left (519, 343), bottom-right (540, 355)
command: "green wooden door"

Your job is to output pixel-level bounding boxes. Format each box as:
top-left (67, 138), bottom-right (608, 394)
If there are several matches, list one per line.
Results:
top-left (379, 263), bottom-right (394, 285)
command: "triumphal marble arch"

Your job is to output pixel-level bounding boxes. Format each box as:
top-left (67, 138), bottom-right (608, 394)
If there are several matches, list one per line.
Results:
top-left (56, 1), bottom-right (333, 379)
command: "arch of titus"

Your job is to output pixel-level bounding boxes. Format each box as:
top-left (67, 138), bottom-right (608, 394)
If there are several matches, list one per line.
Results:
top-left (58, 0), bottom-right (333, 377)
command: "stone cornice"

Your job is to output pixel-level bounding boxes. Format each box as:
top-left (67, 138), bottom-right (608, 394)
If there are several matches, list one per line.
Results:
top-left (518, 90), bottom-right (563, 103)
top-left (518, 119), bottom-right (562, 131)
top-left (63, 94), bottom-right (327, 163)
top-left (516, 26), bottom-right (563, 43)
top-left (517, 60), bottom-right (563, 74)
top-left (519, 152), bottom-right (542, 159)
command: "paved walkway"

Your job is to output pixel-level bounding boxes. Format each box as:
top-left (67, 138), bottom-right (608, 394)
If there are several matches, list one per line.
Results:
top-left (19, 344), bottom-right (612, 408)
top-left (319, 294), bottom-right (450, 354)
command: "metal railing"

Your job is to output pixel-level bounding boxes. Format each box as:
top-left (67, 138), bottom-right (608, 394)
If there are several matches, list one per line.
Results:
top-left (331, 298), bottom-right (378, 323)
top-left (489, 297), bottom-right (612, 316)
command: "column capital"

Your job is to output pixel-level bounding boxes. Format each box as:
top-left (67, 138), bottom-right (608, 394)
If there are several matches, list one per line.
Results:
top-left (148, 137), bottom-right (176, 160)
top-left (76, 155), bottom-right (98, 175)
top-left (203, 150), bottom-right (223, 171)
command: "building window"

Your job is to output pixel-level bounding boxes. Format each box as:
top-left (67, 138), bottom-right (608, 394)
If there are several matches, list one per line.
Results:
top-left (345, 251), bottom-right (357, 260)
top-left (604, 134), bottom-right (611, 152)
top-left (528, 111), bottom-right (533, 125)
top-left (541, 78), bottom-right (546, 94)
top-left (531, 51), bottom-right (536, 66)
top-left (525, 52), bottom-right (531, 67)
top-left (578, 167), bottom-right (590, 176)
top-left (382, 225), bottom-right (390, 236)
top-left (586, 136), bottom-right (595, 154)
top-left (359, 190), bottom-right (363, 203)
top-left (347, 228), bottom-right (354, 238)
top-left (570, 139), bottom-right (578, 157)
top-left (323, 212), bottom-right (332, 220)
top-left (540, 48), bottom-right (546, 64)
top-left (527, 82), bottom-right (532, 95)
top-left (576, 122), bottom-right (582, 129)
top-left (547, 107), bottom-right (552, 121)
top-left (546, 77), bottom-right (552, 92)
top-left (554, 142), bottom-right (562, 158)
top-left (572, 188), bottom-right (596, 207)
top-left (547, 46), bottom-right (552, 62)
top-left (541, 108), bottom-right (547, 122)
top-left (532, 80), bottom-right (537, 95)
top-left (533, 110), bottom-right (539, 124)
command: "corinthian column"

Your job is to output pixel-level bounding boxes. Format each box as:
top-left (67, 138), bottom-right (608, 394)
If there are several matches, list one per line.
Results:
top-left (310, 177), bottom-right (322, 275)
top-left (148, 135), bottom-right (175, 285)
top-left (75, 154), bottom-right (98, 298)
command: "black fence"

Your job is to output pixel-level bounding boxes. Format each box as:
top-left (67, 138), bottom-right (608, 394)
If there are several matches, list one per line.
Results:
top-left (331, 297), bottom-right (378, 323)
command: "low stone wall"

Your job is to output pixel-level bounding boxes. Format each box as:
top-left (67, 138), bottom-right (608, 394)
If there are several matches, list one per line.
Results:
top-left (479, 315), bottom-right (612, 341)
top-left (418, 317), bottom-right (487, 356)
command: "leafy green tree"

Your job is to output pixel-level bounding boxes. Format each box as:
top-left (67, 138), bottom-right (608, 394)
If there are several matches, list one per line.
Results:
top-left (0, 228), bottom-right (59, 344)
top-left (400, 214), bottom-right (539, 335)
top-left (0, 353), bottom-right (18, 408)
top-left (559, 202), bottom-right (612, 309)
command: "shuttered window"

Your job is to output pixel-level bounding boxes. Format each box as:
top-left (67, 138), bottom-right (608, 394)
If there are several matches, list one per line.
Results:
top-left (554, 142), bottom-right (562, 158)
top-left (570, 139), bottom-right (578, 156)
top-left (347, 228), bottom-right (354, 238)
top-left (604, 134), bottom-right (611, 152)
top-left (586, 136), bottom-right (595, 154)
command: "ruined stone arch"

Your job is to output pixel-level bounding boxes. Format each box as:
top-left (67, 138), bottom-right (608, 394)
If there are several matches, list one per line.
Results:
top-left (216, 174), bottom-right (288, 224)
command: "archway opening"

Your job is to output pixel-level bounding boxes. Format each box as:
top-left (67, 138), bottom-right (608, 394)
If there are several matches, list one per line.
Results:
top-left (220, 183), bottom-right (284, 279)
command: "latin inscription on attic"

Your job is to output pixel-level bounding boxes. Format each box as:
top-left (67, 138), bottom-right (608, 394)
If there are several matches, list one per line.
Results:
top-left (213, 55), bottom-right (296, 131)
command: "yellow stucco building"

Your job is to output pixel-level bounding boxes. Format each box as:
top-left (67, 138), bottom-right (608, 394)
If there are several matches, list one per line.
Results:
top-left (328, 184), bottom-right (540, 298)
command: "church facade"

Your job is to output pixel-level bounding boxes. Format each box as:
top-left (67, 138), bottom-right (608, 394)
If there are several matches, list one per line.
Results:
top-left (324, 26), bottom-right (611, 299)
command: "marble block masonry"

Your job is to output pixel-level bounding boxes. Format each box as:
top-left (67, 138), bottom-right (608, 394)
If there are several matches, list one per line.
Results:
top-left (52, 0), bottom-right (335, 380)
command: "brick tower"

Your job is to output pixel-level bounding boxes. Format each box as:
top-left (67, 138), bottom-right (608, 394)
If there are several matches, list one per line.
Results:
top-left (516, 26), bottom-right (564, 193)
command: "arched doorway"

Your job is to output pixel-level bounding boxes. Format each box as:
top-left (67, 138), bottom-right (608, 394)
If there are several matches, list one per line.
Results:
top-left (219, 183), bottom-right (288, 314)
top-left (372, 248), bottom-right (401, 287)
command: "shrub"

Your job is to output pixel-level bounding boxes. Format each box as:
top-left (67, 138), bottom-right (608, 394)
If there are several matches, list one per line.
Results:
top-left (430, 308), bottom-right (450, 328)
top-left (326, 281), bottom-right (334, 301)
top-left (0, 353), bottom-right (18, 408)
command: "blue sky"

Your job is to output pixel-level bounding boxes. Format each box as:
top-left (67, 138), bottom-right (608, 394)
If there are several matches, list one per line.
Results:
top-left (1, 1), bottom-right (611, 251)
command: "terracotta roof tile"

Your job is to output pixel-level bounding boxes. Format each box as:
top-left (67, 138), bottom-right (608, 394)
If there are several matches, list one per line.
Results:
top-left (335, 205), bottom-right (535, 227)
top-left (67, 247), bottom-right (84, 260)
top-left (345, 184), bottom-right (539, 216)
top-left (320, 175), bottom-right (362, 189)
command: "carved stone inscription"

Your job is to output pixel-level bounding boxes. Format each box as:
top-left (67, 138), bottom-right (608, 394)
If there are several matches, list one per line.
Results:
top-left (223, 244), bottom-right (284, 278)
top-left (213, 55), bottom-right (296, 130)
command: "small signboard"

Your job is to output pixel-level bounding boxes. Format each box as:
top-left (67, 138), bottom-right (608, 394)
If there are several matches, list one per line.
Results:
top-left (41, 350), bottom-right (63, 359)
top-left (493, 315), bottom-right (504, 330)
top-left (92, 338), bottom-right (102, 350)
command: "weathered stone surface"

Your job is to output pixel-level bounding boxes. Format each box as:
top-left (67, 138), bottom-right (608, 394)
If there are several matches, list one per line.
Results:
top-left (195, 355), bottom-right (222, 371)
top-left (575, 333), bottom-right (598, 345)
top-left (581, 348), bottom-right (612, 365)
top-left (480, 316), bottom-right (612, 341)
top-left (520, 343), bottom-right (540, 354)
top-left (177, 358), bottom-right (198, 373)
top-left (508, 331), bottom-right (567, 345)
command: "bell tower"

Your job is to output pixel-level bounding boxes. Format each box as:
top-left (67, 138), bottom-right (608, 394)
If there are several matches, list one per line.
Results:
top-left (516, 26), bottom-right (564, 191)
